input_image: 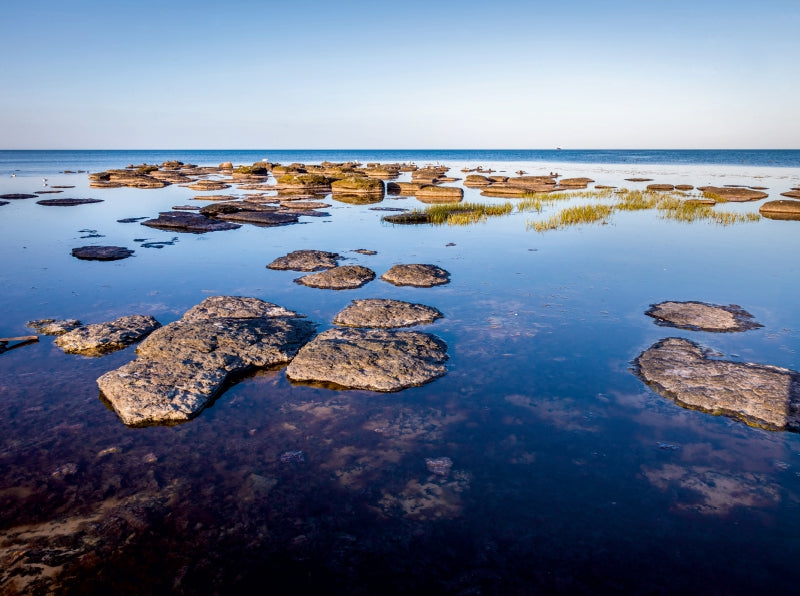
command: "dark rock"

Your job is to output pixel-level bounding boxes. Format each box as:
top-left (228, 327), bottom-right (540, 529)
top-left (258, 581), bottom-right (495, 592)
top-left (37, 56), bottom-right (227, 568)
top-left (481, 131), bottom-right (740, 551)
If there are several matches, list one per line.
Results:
top-left (645, 301), bottom-right (762, 332)
top-left (36, 198), bottom-right (104, 206)
top-left (267, 249), bottom-right (341, 271)
top-left (294, 265), bottom-right (375, 289)
top-left (353, 249), bottom-right (377, 255)
top-left (26, 318), bottom-right (82, 335)
top-left (0, 200), bottom-right (8, 206)
top-left (34, 190), bottom-right (64, 194)
top-left (279, 200), bottom-right (331, 210)
top-left (382, 212), bottom-right (431, 224)
top-left (171, 205), bottom-right (199, 211)
top-left (0, 193), bottom-right (37, 199)
top-left (381, 264), bottom-right (450, 287)
top-left (333, 299), bottom-right (443, 328)
top-left (192, 194), bottom-right (239, 202)
top-left (55, 315), bottom-right (161, 356)
top-left (760, 199), bottom-right (800, 220)
top-left (117, 217), bottom-right (148, 223)
top-left (286, 328), bottom-right (448, 392)
top-left (71, 246), bottom-right (134, 261)
top-left (214, 211), bottom-right (298, 226)
top-left (625, 178), bottom-right (654, 182)
top-left (635, 337), bottom-right (800, 431)
top-left (142, 211), bottom-right (241, 233)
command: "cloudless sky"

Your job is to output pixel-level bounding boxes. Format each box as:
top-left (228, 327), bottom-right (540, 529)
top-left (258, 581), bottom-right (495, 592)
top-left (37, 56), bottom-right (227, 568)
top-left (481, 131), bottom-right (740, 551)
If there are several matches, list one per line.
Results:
top-left (1, 0), bottom-right (797, 148)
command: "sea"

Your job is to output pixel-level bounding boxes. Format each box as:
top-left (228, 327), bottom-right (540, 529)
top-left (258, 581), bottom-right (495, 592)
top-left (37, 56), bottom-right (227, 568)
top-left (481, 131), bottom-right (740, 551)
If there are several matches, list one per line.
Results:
top-left (1, 149), bottom-right (799, 594)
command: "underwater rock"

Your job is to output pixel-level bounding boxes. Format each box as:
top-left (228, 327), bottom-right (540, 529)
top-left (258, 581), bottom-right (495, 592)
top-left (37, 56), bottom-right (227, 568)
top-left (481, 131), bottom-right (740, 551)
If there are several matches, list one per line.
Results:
top-left (71, 246), bottom-right (134, 261)
top-left (760, 199), bottom-right (800, 220)
top-left (416, 186), bottom-right (464, 203)
top-left (294, 265), bottom-right (375, 289)
top-left (26, 318), bottom-right (82, 335)
top-left (267, 249), bottom-right (342, 271)
top-left (286, 328), bottom-right (448, 392)
top-left (333, 299), bottom-right (443, 328)
top-left (97, 296), bottom-right (315, 426)
top-left (381, 264), bottom-right (450, 287)
top-left (635, 337), bottom-right (800, 431)
top-left (36, 198), bottom-right (104, 206)
top-left (645, 301), bottom-right (762, 332)
top-left (698, 186), bottom-right (768, 201)
top-left (142, 211), bottom-right (241, 233)
top-left (0, 193), bottom-right (37, 199)
top-left (55, 315), bottom-right (161, 356)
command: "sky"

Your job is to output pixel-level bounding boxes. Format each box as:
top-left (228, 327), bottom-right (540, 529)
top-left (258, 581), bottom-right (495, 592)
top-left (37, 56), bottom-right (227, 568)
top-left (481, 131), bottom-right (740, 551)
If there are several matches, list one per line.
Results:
top-left (1, 0), bottom-right (798, 149)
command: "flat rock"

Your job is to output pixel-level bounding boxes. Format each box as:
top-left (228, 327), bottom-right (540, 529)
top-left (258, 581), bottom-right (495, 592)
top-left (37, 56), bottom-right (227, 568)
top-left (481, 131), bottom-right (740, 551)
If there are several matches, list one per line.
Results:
top-left (353, 248), bottom-right (377, 255)
top-left (279, 201), bottom-right (330, 210)
top-left (285, 328), bottom-right (448, 392)
top-left (416, 186), bottom-right (464, 203)
top-left (625, 178), bottom-right (653, 182)
top-left (333, 299), bottom-right (443, 328)
top-left (171, 204), bottom-right (199, 211)
top-left (192, 194), bottom-right (239, 201)
top-left (36, 198), bottom-right (103, 206)
top-left (647, 184), bottom-right (675, 191)
top-left (295, 265), bottom-right (375, 289)
top-left (142, 211), bottom-right (241, 233)
top-left (26, 318), bottom-right (82, 335)
top-left (381, 264), bottom-right (450, 287)
top-left (268, 249), bottom-right (341, 271)
top-left (0, 193), bottom-right (37, 199)
top-left (635, 337), bottom-right (800, 431)
top-left (97, 297), bottom-right (315, 426)
top-left (71, 245), bottom-right (134, 261)
top-left (559, 177), bottom-right (595, 187)
top-left (780, 190), bottom-right (800, 199)
top-left (331, 177), bottom-right (385, 195)
top-left (675, 184), bottom-right (694, 191)
top-left (0, 200), bottom-right (8, 206)
top-left (698, 186), bottom-right (768, 201)
top-left (760, 199), bottom-right (800, 220)
top-left (214, 211), bottom-right (298, 226)
top-left (645, 301), bottom-right (761, 332)
top-left (188, 180), bottom-right (231, 191)
top-left (55, 315), bottom-right (161, 356)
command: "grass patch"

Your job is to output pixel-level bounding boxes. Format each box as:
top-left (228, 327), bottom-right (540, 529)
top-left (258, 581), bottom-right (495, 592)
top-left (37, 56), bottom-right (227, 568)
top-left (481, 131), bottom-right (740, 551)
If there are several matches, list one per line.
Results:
top-left (528, 204), bottom-right (613, 232)
top-left (384, 201), bottom-right (513, 226)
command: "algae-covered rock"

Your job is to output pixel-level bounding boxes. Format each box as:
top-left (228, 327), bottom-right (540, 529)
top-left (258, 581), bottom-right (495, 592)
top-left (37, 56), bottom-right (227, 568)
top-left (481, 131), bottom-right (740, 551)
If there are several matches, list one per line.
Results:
top-left (645, 301), bottom-right (762, 332)
top-left (333, 299), bottom-right (443, 328)
top-left (285, 328), bottom-right (448, 392)
top-left (55, 315), bottom-right (161, 356)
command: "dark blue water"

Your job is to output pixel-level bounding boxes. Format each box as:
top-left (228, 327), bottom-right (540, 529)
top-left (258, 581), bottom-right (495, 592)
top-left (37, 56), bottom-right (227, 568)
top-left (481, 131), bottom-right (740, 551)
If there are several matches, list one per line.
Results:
top-left (1, 151), bottom-right (799, 593)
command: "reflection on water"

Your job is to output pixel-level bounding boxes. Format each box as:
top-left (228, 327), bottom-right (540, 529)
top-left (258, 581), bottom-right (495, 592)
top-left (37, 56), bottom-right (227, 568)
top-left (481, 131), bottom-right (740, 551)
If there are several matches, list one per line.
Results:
top-left (1, 154), bottom-right (800, 592)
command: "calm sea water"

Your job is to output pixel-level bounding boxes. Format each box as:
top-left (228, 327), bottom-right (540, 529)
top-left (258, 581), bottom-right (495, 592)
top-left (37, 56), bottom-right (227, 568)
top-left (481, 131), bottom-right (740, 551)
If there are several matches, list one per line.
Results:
top-left (1, 150), bottom-right (799, 593)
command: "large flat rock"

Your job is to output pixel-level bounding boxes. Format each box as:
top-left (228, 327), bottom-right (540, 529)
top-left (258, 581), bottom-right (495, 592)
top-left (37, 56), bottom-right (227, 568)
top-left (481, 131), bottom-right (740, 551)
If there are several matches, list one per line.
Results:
top-left (635, 337), bottom-right (800, 431)
top-left (760, 199), bottom-right (800, 220)
top-left (71, 246), bottom-right (134, 261)
top-left (645, 301), bottom-right (761, 332)
top-left (286, 328), bottom-right (448, 392)
top-left (267, 249), bottom-right (341, 271)
top-left (381, 264), bottom-right (450, 287)
top-left (333, 298), bottom-right (443, 328)
top-left (55, 315), bottom-right (161, 356)
top-left (142, 211), bottom-right (241, 233)
top-left (698, 186), bottom-right (768, 201)
top-left (294, 265), bottom-right (375, 289)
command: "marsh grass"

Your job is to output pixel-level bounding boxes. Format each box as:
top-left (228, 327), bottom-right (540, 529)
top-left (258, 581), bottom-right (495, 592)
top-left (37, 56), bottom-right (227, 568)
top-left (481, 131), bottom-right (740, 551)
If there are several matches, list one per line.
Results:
top-left (384, 202), bottom-right (513, 226)
top-left (528, 204), bottom-right (613, 232)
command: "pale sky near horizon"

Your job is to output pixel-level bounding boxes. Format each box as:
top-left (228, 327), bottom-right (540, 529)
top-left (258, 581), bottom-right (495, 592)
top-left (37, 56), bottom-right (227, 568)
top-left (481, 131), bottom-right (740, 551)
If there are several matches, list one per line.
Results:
top-left (1, 0), bottom-right (798, 149)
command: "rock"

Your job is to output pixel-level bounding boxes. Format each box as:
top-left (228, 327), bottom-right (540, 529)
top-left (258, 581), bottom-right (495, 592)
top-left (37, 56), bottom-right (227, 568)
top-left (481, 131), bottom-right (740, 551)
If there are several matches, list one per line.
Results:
top-left (353, 248), bottom-right (377, 255)
top-left (760, 199), bottom-right (800, 220)
top-left (171, 205), bottom-right (199, 211)
top-left (198, 201), bottom-right (274, 216)
top-left (219, 161), bottom-right (233, 170)
top-left (698, 186), bottom-right (768, 201)
top-left (214, 211), bottom-right (298, 226)
top-left (647, 184), bottom-right (675, 191)
top-left (267, 249), bottom-right (341, 271)
top-left (71, 246), bottom-right (134, 261)
top-left (117, 217), bottom-right (148, 223)
top-left (148, 170), bottom-right (192, 184)
top-left (26, 318), bottom-right (82, 335)
top-left (382, 212), bottom-right (432, 224)
top-left (294, 265), bottom-right (375, 289)
top-left (279, 200), bottom-right (331, 210)
top-left (192, 194), bottom-right (239, 201)
top-left (559, 177), bottom-right (595, 187)
top-left (142, 211), bottom-right (241, 233)
top-left (506, 176), bottom-right (557, 187)
top-left (188, 180), bottom-right (231, 191)
top-left (0, 193), bottom-right (37, 199)
top-left (331, 177), bottom-right (384, 196)
top-left (97, 297), bottom-right (315, 426)
top-left (55, 315), bottom-right (161, 356)
top-left (780, 190), bottom-right (800, 199)
top-left (634, 337), bottom-right (800, 431)
top-left (0, 200), bottom-right (8, 206)
top-left (625, 178), bottom-right (654, 182)
top-left (645, 301), bottom-right (762, 332)
top-left (416, 186), bottom-right (464, 203)
top-left (675, 184), bottom-right (694, 191)
top-left (275, 174), bottom-right (332, 193)
top-left (381, 264), bottom-right (450, 287)
top-left (286, 328), bottom-right (448, 392)
top-left (88, 170), bottom-right (167, 189)
top-left (462, 175), bottom-right (493, 188)
top-left (36, 198), bottom-right (103, 206)
top-left (332, 193), bottom-right (384, 205)
top-left (333, 299), bottom-right (443, 328)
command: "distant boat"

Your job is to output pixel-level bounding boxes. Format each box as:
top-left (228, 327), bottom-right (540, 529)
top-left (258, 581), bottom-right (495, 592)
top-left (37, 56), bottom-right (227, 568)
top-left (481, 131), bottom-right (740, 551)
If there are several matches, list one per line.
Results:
top-left (556, 147), bottom-right (562, 151)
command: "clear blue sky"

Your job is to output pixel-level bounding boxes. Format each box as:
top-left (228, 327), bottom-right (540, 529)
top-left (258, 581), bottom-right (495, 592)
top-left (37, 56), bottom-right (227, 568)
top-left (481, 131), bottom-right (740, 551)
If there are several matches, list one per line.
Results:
top-left (1, 0), bottom-right (797, 149)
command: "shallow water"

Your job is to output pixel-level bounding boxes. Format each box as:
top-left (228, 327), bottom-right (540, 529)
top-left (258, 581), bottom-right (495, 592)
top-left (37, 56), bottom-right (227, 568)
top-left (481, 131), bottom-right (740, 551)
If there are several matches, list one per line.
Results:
top-left (1, 151), bottom-right (800, 593)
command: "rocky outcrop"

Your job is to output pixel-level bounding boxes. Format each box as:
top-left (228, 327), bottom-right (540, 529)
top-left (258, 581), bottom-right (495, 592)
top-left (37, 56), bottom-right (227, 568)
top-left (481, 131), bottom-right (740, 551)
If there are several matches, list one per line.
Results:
top-left (645, 301), bottom-right (762, 332)
top-left (698, 186), bottom-right (768, 201)
top-left (71, 246), bottom-right (134, 261)
top-left (142, 211), bottom-right (241, 233)
top-left (36, 198), bottom-right (103, 206)
top-left (285, 328), bottom-right (448, 391)
top-left (760, 199), bottom-right (800, 220)
top-left (381, 264), bottom-right (450, 287)
top-left (333, 299), bottom-right (443, 328)
top-left (635, 337), bottom-right (800, 431)
top-left (97, 297), bottom-right (315, 426)
top-left (275, 174), bottom-right (332, 194)
top-left (267, 249), bottom-right (341, 271)
top-left (294, 265), bottom-right (375, 289)
top-left (26, 318), bottom-right (82, 335)
top-left (416, 186), bottom-right (463, 203)
top-left (462, 175), bottom-right (492, 188)
top-left (55, 315), bottom-right (161, 356)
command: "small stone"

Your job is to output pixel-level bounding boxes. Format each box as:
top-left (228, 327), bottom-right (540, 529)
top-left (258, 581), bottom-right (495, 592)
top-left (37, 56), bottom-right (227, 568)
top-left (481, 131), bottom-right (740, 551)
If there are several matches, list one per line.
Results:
top-left (71, 246), bottom-right (134, 261)
top-left (381, 264), bottom-right (450, 287)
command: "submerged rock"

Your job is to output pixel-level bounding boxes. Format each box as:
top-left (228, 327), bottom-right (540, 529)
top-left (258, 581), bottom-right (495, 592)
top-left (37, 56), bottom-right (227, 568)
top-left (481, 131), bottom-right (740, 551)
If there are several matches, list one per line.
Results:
top-left (142, 211), bottom-right (241, 233)
top-left (267, 249), bottom-right (341, 271)
top-left (381, 264), bottom-right (450, 287)
top-left (333, 299), bottom-right (443, 328)
top-left (645, 301), bottom-right (762, 332)
top-left (26, 318), bottom-right (82, 335)
top-left (760, 200), bottom-right (800, 220)
top-left (635, 337), bottom-right (800, 431)
top-left (294, 265), bottom-right (375, 289)
top-left (0, 193), bottom-right (37, 199)
top-left (286, 328), bottom-right (448, 392)
top-left (55, 315), bottom-right (161, 356)
top-left (97, 296), bottom-right (315, 426)
top-left (71, 246), bottom-right (134, 261)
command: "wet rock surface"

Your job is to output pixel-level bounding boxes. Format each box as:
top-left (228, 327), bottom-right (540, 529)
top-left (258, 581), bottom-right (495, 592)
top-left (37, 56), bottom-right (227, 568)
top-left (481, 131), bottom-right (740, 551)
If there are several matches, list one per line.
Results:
top-left (333, 299), bottom-right (443, 328)
top-left (381, 264), bottom-right (450, 287)
top-left (698, 186), bottom-right (769, 201)
top-left (645, 301), bottom-right (762, 332)
top-left (142, 211), bottom-right (241, 233)
top-left (26, 318), bottom-right (83, 335)
top-left (295, 265), bottom-right (375, 289)
top-left (97, 296), bottom-right (315, 426)
top-left (267, 249), bottom-right (342, 271)
top-left (55, 315), bottom-right (161, 356)
top-left (286, 328), bottom-right (448, 392)
top-left (760, 199), bottom-right (800, 220)
top-left (214, 210), bottom-right (298, 226)
top-left (36, 197), bottom-right (104, 206)
top-left (635, 337), bottom-right (800, 430)
top-left (416, 186), bottom-right (464, 203)
top-left (71, 246), bottom-right (134, 261)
